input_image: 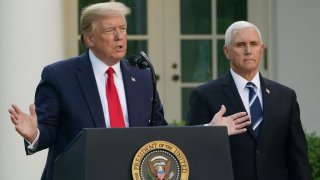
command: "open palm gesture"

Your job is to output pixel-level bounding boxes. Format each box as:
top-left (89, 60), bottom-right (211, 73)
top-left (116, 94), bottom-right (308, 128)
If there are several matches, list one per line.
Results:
top-left (9, 104), bottom-right (38, 142)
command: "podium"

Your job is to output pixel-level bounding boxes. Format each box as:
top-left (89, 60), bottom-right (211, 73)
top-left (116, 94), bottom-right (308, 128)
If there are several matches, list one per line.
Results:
top-left (53, 126), bottom-right (233, 180)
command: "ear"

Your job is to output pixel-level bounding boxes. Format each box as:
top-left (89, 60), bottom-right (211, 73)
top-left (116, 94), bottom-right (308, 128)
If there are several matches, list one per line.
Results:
top-left (83, 34), bottom-right (95, 47)
top-left (261, 43), bottom-right (265, 53)
top-left (223, 46), bottom-right (231, 60)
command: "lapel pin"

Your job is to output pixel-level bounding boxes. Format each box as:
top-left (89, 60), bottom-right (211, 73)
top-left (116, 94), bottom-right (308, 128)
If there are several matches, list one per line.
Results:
top-left (266, 88), bottom-right (270, 94)
top-left (131, 76), bottom-right (136, 82)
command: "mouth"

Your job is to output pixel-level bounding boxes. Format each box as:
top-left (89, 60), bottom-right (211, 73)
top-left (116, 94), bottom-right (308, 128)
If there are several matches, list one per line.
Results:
top-left (115, 45), bottom-right (123, 51)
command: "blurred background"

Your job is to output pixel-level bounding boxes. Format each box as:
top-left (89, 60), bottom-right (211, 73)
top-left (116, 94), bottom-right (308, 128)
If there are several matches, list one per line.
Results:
top-left (1, 0), bottom-right (319, 179)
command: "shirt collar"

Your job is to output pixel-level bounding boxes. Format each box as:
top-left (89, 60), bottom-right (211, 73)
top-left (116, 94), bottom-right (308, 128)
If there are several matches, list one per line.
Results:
top-left (89, 49), bottom-right (122, 79)
top-left (230, 68), bottom-right (261, 91)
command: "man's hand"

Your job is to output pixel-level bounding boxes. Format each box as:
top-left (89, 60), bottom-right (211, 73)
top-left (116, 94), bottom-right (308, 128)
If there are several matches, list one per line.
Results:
top-left (9, 104), bottom-right (38, 143)
top-left (209, 105), bottom-right (251, 136)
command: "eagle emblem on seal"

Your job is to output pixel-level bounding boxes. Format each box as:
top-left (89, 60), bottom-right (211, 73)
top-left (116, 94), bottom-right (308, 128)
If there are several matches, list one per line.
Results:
top-left (147, 156), bottom-right (174, 180)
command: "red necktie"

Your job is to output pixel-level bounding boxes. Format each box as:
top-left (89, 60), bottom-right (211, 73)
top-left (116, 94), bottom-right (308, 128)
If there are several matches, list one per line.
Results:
top-left (106, 67), bottom-right (125, 128)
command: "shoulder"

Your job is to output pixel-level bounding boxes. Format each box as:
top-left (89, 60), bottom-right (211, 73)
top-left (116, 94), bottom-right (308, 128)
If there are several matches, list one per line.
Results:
top-left (263, 78), bottom-right (295, 93)
top-left (193, 75), bottom-right (226, 94)
top-left (188, 76), bottom-right (227, 105)
top-left (262, 77), bottom-right (297, 100)
top-left (45, 53), bottom-right (87, 70)
top-left (41, 53), bottom-right (89, 76)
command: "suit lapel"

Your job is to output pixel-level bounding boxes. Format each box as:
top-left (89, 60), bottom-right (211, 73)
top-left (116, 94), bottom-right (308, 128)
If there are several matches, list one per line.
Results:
top-left (257, 75), bottom-right (272, 145)
top-left (222, 71), bottom-right (256, 140)
top-left (120, 61), bottom-right (140, 126)
top-left (221, 72), bottom-right (246, 113)
top-left (76, 52), bottom-right (106, 127)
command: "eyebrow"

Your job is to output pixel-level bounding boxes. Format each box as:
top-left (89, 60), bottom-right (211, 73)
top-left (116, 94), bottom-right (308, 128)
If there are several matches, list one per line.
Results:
top-left (102, 23), bottom-right (127, 28)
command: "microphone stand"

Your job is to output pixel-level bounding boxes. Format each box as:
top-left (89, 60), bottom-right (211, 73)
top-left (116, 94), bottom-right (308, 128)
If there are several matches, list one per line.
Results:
top-left (128, 51), bottom-right (157, 126)
top-left (139, 51), bottom-right (157, 127)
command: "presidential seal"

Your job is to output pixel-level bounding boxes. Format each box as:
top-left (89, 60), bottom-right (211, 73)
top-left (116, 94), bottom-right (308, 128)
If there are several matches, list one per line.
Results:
top-left (132, 141), bottom-right (189, 180)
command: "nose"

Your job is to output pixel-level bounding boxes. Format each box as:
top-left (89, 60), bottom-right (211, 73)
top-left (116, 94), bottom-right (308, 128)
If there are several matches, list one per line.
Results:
top-left (245, 45), bottom-right (252, 54)
top-left (114, 28), bottom-right (123, 40)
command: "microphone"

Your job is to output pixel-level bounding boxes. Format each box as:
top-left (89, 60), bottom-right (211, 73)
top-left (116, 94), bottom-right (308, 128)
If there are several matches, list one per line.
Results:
top-left (128, 51), bottom-right (150, 69)
top-left (128, 51), bottom-right (157, 127)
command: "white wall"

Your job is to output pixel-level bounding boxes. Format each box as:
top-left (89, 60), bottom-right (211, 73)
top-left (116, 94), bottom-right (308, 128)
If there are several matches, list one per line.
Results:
top-left (0, 0), bottom-right (64, 179)
top-left (274, 0), bottom-right (320, 134)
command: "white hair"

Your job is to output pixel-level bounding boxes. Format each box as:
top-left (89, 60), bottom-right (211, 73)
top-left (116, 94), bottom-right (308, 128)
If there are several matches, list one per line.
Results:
top-left (224, 21), bottom-right (263, 46)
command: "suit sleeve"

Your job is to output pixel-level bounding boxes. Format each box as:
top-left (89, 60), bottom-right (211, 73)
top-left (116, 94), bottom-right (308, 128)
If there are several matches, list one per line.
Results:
top-left (29, 65), bottom-right (61, 153)
top-left (286, 90), bottom-right (311, 179)
top-left (153, 91), bottom-right (168, 126)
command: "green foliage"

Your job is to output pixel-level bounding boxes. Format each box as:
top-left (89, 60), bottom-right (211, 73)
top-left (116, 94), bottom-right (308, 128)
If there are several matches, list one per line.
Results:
top-left (306, 132), bottom-right (320, 180)
top-left (170, 120), bottom-right (186, 126)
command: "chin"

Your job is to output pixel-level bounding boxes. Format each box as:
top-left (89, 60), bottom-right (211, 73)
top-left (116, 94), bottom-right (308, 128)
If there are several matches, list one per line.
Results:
top-left (112, 51), bottom-right (124, 57)
top-left (119, 50), bottom-right (126, 55)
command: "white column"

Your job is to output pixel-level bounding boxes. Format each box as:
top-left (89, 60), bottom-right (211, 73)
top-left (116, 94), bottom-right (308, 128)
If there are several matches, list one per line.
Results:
top-left (0, 0), bottom-right (64, 179)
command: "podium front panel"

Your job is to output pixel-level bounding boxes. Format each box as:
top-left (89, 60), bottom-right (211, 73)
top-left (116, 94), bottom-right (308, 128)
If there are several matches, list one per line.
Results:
top-left (54, 126), bottom-right (233, 180)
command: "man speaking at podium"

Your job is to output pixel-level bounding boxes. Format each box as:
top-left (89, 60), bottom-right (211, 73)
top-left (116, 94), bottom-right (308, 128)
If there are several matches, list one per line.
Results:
top-left (8, 2), bottom-right (250, 180)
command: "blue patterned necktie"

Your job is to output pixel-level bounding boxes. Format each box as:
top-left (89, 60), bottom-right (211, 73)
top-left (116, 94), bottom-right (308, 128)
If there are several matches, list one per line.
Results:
top-left (246, 82), bottom-right (263, 138)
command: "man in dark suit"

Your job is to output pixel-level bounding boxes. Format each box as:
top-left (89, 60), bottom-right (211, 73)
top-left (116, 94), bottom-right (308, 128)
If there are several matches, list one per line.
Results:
top-left (187, 21), bottom-right (311, 180)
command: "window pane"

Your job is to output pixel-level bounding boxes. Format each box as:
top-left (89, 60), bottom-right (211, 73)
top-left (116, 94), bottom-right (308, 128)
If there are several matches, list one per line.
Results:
top-left (180, 0), bottom-right (211, 34)
top-left (181, 40), bottom-right (212, 82)
top-left (126, 40), bottom-right (148, 59)
top-left (216, 0), bottom-right (247, 34)
top-left (117, 0), bottom-right (147, 35)
top-left (182, 88), bottom-right (193, 121)
top-left (217, 40), bottom-right (230, 77)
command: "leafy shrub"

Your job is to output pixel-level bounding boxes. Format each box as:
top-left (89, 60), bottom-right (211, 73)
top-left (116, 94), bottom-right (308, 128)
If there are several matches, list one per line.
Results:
top-left (170, 119), bottom-right (186, 126)
top-left (306, 132), bottom-right (320, 180)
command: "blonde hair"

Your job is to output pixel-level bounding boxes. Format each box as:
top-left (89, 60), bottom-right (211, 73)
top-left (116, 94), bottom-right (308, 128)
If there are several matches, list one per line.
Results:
top-left (80, 2), bottom-right (131, 46)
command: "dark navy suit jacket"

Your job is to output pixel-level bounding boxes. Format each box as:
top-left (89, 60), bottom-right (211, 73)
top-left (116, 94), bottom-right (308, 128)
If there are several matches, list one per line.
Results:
top-left (187, 71), bottom-right (311, 180)
top-left (28, 51), bottom-right (167, 180)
